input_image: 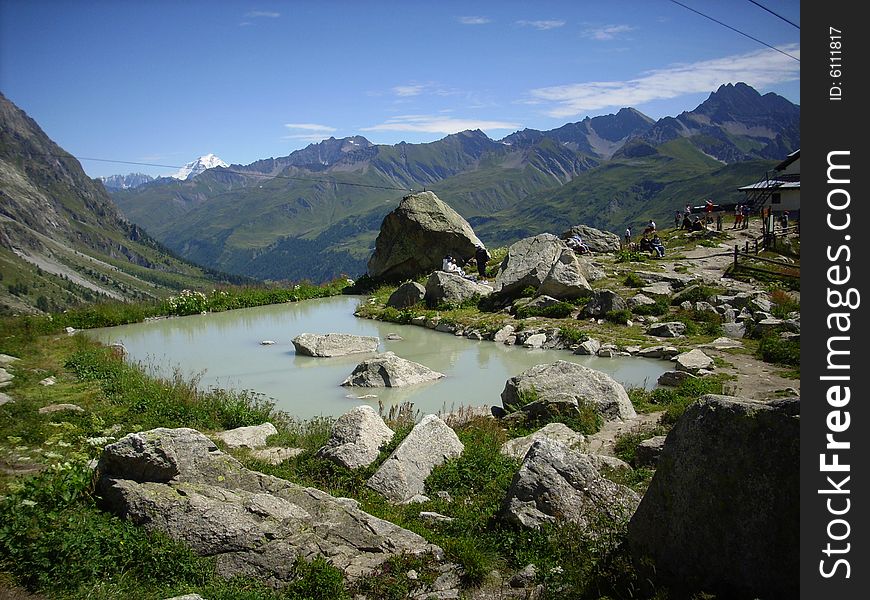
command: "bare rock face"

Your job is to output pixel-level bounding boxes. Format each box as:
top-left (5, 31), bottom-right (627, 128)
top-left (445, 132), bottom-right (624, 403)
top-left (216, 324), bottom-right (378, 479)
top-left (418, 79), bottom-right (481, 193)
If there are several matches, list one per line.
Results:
top-left (536, 247), bottom-right (594, 300)
top-left (500, 422), bottom-right (585, 460)
top-left (367, 414), bottom-right (464, 503)
top-left (647, 321), bottom-right (686, 338)
top-left (424, 271), bottom-right (493, 307)
top-left (386, 281), bottom-right (426, 309)
top-left (96, 428), bottom-right (450, 586)
top-left (316, 405), bottom-right (394, 469)
top-left (291, 333), bottom-right (379, 357)
top-left (560, 224), bottom-right (621, 253)
top-left (501, 361), bottom-right (637, 422)
top-left (213, 423), bottom-right (277, 449)
top-left (341, 352), bottom-right (445, 388)
top-left (673, 348), bottom-right (714, 374)
top-left (493, 234), bottom-right (565, 299)
top-left (501, 439), bottom-right (640, 530)
top-left (628, 395), bottom-right (799, 599)
top-left (367, 191), bottom-right (484, 282)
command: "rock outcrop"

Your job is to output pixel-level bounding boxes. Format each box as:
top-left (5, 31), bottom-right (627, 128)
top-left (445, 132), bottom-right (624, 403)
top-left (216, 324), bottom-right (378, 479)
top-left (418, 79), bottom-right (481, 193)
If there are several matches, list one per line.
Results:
top-left (500, 361), bottom-right (637, 422)
top-left (367, 191), bottom-right (483, 281)
top-left (424, 271), bottom-right (492, 307)
top-left (213, 423), bottom-right (278, 449)
top-left (316, 405), bottom-right (394, 469)
top-left (96, 428), bottom-right (448, 585)
top-left (501, 439), bottom-right (640, 530)
top-left (292, 333), bottom-right (379, 357)
top-left (367, 414), bottom-right (463, 503)
top-left (341, 352), bottom-right (445, 388)
top-left (500, 422), bottom-right (585, 460)
top-left (628, 395), bottom-right (799, 599)
top-left (493, 234), bottom-right (565, 299)
top-left (560, 225), bottom-right (621, 253)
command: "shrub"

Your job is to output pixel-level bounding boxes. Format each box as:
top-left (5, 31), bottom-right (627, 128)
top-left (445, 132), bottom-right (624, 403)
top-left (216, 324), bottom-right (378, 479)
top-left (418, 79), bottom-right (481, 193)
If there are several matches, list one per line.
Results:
top-left (605, 309), bottom-right (631, 324)
top-left (623, 273), bottom-right (646, 288)
top-left (770, 288), bottom-right (800, 318)
top-left (615, 250), bottom-right (648, 263)
top-left (558, 326), bottom-right (588, 345)
top-left (758, 334), bottom-right (800, 366)
top-left (630, 296), bottom-right (670, 316)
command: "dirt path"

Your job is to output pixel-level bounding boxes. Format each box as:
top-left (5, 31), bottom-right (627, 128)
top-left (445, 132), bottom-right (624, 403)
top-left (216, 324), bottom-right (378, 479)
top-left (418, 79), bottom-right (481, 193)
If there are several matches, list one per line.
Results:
top-left (660, 219), bottom-right (801, 400)
top-left (584, 411), bottom-right (665, 457)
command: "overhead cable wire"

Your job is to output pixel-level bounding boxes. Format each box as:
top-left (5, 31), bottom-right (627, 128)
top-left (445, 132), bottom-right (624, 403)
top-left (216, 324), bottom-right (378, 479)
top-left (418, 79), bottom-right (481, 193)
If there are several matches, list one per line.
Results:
top-left (746, 0), bottom-right (800, 29)
top-left (668, 0), bottom-right (800, 62)
top-left (44, 153), bottom-right (417, 192)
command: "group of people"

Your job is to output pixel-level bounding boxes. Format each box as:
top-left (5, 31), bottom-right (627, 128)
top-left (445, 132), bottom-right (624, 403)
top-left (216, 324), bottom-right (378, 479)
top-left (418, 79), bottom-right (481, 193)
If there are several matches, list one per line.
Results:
top-left (733, 204), bottom-right (752, 229)
top-left (624, 220), bottom-right (665, 258)
top-left (442, 245), bottom-right (491, 280)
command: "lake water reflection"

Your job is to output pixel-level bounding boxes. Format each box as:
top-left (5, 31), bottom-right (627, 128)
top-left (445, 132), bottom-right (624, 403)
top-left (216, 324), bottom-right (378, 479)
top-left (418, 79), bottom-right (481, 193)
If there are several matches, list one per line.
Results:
top-left (86, 296), bottom-right (671, 419)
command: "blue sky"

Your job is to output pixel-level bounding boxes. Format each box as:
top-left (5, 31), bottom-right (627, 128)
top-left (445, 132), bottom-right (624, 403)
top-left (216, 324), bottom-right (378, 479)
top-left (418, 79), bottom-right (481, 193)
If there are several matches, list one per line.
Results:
top-left (0, 0), bottom-right (800, 178)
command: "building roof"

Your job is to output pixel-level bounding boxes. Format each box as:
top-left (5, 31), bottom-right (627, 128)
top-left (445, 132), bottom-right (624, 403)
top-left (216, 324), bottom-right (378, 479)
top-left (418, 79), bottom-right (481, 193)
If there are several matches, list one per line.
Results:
top-left (738, 180), bottom-right (800, 191)
top-left (775, 149), bottom-right (800, 172)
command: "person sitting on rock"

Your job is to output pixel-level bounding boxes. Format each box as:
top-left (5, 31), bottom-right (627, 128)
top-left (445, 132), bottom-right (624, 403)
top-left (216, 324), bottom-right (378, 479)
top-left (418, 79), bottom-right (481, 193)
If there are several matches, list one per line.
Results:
top-left (443, 255), bottom-right (467, 278)
top-left (651, 234), bottom-right (665, 258)
top-left (639, 233), bottom-right (653, 253)
top-left (566, 234), bottom-right (589, 254)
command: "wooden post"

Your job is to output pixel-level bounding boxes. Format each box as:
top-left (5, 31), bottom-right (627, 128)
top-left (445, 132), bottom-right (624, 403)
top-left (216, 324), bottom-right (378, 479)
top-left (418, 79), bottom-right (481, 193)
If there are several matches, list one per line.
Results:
top-left (754, 239), bottom-right (758, 254)
top-left (745, 241), bottom-right (749, 253)
top-left (734, 245), bottom-right (739, 269)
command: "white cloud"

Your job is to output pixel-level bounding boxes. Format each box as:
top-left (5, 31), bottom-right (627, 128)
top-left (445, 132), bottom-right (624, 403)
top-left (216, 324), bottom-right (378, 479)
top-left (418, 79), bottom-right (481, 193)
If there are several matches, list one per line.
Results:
top-left (284, 123), bottom-right (336, 132)
top-left (529, 44), bottom-right (800, 118)
top-left (393, 84), bottom-right (426, 97)
top-left (246, 11), bottom-right (280, 18)
top-left (362, 115), bottom-right (521, 134)
top-left (517, 20), bottom-right (566, 30)
top-left (458, 16), bottom-right (490, 25)
top-left (582, 24), bottom-right (635, 40)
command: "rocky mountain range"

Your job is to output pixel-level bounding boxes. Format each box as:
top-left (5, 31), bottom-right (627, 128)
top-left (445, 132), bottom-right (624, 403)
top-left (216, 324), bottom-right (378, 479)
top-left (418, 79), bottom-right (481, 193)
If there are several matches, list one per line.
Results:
top-left (109, 82), bottom-right (798, 283)
top-left (0, 92), bottom-right (240, 315)
top-left (98, 172), bottom-right (155, 190)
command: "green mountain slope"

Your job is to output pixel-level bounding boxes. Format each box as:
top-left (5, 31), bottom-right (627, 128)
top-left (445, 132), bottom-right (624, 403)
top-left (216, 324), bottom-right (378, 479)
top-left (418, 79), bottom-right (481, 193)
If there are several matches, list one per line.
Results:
top-left (0, 92), bottom-right (241, 315)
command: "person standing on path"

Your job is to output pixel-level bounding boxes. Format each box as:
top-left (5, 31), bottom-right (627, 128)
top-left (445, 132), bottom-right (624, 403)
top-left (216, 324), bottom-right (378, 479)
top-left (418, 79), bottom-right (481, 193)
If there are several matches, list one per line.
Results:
top-left (742, 205), bottom-right (751, 229)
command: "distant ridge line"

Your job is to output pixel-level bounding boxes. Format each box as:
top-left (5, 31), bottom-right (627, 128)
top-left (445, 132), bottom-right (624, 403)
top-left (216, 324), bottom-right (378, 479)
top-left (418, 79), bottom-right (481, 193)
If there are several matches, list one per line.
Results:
top-left (37, 153), bottom-right (417, 192)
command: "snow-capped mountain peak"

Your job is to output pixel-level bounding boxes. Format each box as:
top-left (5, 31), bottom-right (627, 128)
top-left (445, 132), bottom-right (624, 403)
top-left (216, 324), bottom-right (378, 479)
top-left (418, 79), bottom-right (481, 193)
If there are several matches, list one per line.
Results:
top-left (170, 153), bottom-right (228, 180)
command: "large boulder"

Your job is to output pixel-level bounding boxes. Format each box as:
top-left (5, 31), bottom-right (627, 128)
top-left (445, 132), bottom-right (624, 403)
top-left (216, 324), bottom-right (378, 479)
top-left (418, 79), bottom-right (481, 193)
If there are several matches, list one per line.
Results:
top-left (560, 225), bottom-right (621, 253)
top-left (628, 395), bottom-right (799, 599)
top-left (341, 352), bottom-right (445, 388)
top-left (96, 428), bottom-right (450, 584)
top-left (316, 405), bottom-right (394, 469)
top-left (386, 281), bottom-right (426, 309)
top-left (367, 414), bottom-right (463, 503)
top-left (501, 361), bottom-right (637, 422)
top-left (292, 333), bottom-right (379, 357)
top-left (367, 191), bottom-right (483, 281)
top-left (501, 439), bottom-right (640, 530)
top-left (424, 271), bottom-right (492, 308)
top-left (536, 248), bottom-right (594, 300)
top-left (493, 234), bottom-right (565, 298)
